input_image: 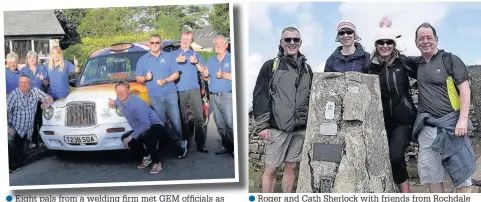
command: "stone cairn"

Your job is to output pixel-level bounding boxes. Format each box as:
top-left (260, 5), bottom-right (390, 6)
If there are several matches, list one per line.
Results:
top-left (296, 72), bottom-right (396, 193)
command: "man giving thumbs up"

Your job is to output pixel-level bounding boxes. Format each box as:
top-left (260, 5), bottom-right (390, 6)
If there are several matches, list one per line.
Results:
top-left (135, 34), bottom-right (187, 159)
top-left (203, 35), bottom-right (234, 157)
top-left (174, 31), bottom-right (209, 153)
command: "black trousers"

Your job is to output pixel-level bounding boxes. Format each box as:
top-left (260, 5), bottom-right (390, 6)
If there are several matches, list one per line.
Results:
top-left (32, 101), bottom-right (43, 145)
top-left (178, 89), bottom-right (206, 149)
top-left (8, 131), bottom-right (28, 168)
top-left (386, 123), bottom-right (413, 184)
top-left (121, 124), bottom-right (166, 164)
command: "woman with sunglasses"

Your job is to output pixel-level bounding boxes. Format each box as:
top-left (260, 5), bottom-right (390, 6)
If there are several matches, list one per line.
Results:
top-left (367, 18), bottom-right (419, 193)
top-left (324, 20), bottom-right (370, 73)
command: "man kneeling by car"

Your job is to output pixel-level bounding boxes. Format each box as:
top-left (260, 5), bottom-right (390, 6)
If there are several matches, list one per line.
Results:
top-left (108, 80), bottom-right (166, 174)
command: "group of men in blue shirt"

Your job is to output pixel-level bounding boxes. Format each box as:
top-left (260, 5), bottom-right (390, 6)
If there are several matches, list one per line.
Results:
top-left (108, 32), bottom-right (234, 173)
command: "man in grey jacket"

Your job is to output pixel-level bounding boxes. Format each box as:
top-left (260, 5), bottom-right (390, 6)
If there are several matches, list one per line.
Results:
top-left (411, 22), bottom-right (475, 193)
top-left (252, 27), bottom-right (313, 193)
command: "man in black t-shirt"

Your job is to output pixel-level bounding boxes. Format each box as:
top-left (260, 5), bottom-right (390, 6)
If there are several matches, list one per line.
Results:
top-left (413, 22), bottom-right (475, 193)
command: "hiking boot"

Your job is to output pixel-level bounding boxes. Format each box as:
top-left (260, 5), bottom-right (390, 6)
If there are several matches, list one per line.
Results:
top-left (137, 156), bottom-right (152, 169)
top-left (150, 163), bottom-right (162, 174)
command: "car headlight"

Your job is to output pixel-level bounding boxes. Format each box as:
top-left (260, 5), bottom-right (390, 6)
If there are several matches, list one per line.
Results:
top-left (116, 106), bottom-right (124, 117)
top-left (43, 106), bottom-right (54, 120)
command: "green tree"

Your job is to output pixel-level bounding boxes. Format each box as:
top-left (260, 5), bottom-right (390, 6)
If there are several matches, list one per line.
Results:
top-left (209, 4), bottom-right (230, 37)
top-left (141, 5), bottom-right (210, 33)
top-left (63, 9), bottom-right (87, 28)
top-left (54, 9), bottom-right (87, 49)
top-left (77, 7), bottom-right (142, 38)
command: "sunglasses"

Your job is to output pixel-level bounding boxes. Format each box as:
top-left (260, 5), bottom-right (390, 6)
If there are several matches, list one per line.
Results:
top-left (338, 30), bottom-right (354, 36)
top-left (376, 40), bottom-right (395, 46)
top-left (150, 42), bottom-right (161, 45)
top-left (283, 37), bottom-right (301, 43)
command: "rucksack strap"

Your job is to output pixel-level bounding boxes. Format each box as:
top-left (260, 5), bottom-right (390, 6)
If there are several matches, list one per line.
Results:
top-left (442, 52), bottom-right (460, 95)
top-left (272, 57), bottom-right (279, 73)
top-left (268, 57), bottom-right (280, 100)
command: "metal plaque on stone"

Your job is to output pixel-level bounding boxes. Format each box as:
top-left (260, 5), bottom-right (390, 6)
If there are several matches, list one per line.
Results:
top-left (325, 102), bottom-right (335, 120)
top-left (319, 123), bottom-right (337, 136)
top-left (319, 177), bottom-right (333, 193)
top-left (312, 143), bottom-right (343, 163)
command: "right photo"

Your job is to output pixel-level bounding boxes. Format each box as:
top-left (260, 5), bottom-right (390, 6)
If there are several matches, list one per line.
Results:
top-left (248, 1), bottom-right (481, 193)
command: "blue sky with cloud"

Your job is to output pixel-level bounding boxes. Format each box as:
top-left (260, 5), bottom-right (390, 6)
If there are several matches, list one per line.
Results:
top-left (247, 1), bottom-right (481, 104)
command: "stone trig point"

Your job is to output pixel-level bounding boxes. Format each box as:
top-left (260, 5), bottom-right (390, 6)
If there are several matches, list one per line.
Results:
top-left (297, 72), bottom-right (396, 193)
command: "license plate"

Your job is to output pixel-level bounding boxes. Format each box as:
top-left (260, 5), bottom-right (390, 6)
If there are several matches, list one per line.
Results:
top-left (64, 135), bottom-right (97, 144)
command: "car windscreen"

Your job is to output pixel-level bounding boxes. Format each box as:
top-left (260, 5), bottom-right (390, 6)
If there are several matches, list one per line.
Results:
top-left (78, 51), bottom-right (146, 87)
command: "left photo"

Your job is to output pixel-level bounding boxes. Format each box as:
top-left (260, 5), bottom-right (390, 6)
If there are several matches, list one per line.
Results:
top-left (4, 3), bottom-right (237, 188)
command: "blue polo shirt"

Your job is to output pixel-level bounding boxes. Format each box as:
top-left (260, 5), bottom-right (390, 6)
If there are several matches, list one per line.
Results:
top-left (115, 94), bottom-right (164, 139)
top-left (135, 51), bottom-right (179, 97)
top-left (173, 49), bottom-right (205, 91)
top-left (206, 52), bottom-right (232, 93)
top-left (47, 60), bottom-right (75, 100)
top-left (6, 68), bottom-right (21, 94)
top-left (21, 64), bottom-right (49, 91)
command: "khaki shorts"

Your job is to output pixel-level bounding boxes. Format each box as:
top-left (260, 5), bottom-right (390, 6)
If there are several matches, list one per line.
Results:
top-left (264, 128), bottom-right (306, 168)
top-left (417, 126), bottom-right (472, 188)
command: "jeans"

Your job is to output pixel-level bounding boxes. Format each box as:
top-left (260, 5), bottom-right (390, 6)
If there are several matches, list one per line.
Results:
top-left (121, 124), bottom-right (166, 164)
top-left (32, 101), bottom-right (43, 144)
top-left (8, 130), bottom-right (28, 168)
top-left (178, 89), bottom-right (206, 149)
top-left (210, 93), bottom-right (234, 152)
top-left (150, 91), bottom-right (183, 142)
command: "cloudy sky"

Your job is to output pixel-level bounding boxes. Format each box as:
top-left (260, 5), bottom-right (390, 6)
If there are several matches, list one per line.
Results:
top-left (247, 1), bottom-right (481, 104)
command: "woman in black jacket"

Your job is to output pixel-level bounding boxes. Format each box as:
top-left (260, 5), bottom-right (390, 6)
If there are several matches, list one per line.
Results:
top-left (367, 22), bottom-right (418, 193)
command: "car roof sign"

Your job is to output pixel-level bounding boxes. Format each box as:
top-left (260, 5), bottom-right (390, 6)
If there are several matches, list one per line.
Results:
top-left (110, 43), bottom-right (134, 52)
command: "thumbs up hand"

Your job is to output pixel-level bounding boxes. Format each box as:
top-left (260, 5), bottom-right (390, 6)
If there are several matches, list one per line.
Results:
top-left (216, 68), bottom-right (223, 79)
top-left (37, 73), bottom-right (44, 80)
top-left (145, 70), bottom-right (153, 81)
top-left (74, 56), bottom-right (80, 72)
top-left (157, 79), bottom-right (166, 87)
top-left (190, 52), bottom-right (198, 64)
top-left (108, 98), bottom-right (116, 109)
top-left (74, 56), bottom-right (79, 66)
top-left (176, 51), bottom-right (187, 63)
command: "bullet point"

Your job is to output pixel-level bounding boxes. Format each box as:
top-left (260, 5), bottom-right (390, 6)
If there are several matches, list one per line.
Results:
top-left (6, 195), bottom-right (12, 202)
top-left (249, 195), bottom-right (255, 202)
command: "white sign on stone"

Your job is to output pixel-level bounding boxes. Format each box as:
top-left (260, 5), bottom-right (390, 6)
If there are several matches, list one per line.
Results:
top-left (319, 123), bottom-right (337, 136)
top-left (325, 101), bottom-right (335, 120)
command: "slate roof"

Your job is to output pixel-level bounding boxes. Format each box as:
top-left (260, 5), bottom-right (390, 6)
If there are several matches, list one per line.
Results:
top-left (193, 25), bottom-right (217, 48)
top-left (4, 10), bottom-right (65, 37)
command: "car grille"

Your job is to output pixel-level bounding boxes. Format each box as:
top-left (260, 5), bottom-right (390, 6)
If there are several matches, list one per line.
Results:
top-left (66, 102), bottom-right (97, 127)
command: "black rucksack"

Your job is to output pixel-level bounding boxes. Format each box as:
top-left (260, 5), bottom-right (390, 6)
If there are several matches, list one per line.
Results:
top-left (441, 52), bottom-right (472, 97)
